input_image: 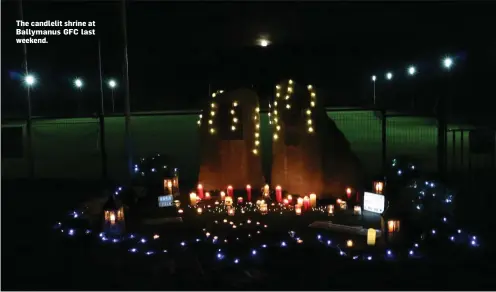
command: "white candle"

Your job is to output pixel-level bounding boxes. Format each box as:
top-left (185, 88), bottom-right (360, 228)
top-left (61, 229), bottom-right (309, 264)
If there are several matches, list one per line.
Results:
top-left (309, 193), bottom-right (317, 207)
top-left (189, 192), bottom-right (197, 205)
top-left (296, 198), bottom-right (303, 206)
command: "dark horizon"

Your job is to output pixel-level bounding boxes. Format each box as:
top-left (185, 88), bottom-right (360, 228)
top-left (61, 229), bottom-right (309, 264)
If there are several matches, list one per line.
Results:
top-left (2, 1), bottom-right (495, 121)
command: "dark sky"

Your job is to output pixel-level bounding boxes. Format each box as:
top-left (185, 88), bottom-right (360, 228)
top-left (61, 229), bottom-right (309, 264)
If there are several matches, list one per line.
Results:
top-left (2, 1), bottom-right (495, 117)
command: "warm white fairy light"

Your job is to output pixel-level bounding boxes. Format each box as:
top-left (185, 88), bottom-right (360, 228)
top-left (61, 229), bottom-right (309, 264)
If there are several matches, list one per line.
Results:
top-left (208, 90), bottom-right (224, 134)
top-left (306, 85), bottom-right (317, 134)
top-left (231, 101), bottom-right (239, 132)
top-left (253, 105), bottom-right (261, 155)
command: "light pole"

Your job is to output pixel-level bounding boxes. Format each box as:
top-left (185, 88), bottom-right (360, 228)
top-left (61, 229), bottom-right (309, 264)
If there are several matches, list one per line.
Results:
top-left (23, 74), bottom-right (36, 178)
top-left (74, 78), bottom-right (84, 114)
top-left (371, 75), bottom-right (377, 106)
top-left (108, 79), bottom-right (117, 113)
top-left (407, 65), bottom-right (417, 110)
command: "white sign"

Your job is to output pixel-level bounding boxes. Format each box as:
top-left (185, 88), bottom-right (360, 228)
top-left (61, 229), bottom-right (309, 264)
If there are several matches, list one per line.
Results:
top-left (363, 192), bottom-right (385, 214)
top-left (158, 195), bottom-right (173, 207)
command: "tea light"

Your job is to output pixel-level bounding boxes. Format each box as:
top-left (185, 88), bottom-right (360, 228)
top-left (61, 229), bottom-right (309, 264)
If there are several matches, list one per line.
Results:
top-left (259, 203), bottom-right (268, 214)
top-left (237, 197), bottom-right (243, 204)
top-left (327, 204), bottom-right (334, 215)
top-left (228, 207), bottom-right (235, 216)
top-left (339, 201), bottom-right (347, 210)
top-left (197, 184), bottom-right (204, 199)
top-left (205, 192), bottom-right (211, 200)
top-left (197, 207), bottom-right (203, 215)
top-left (220, 191), bottom-right (226, 200)
top-left (177, 208), bottom-right (184, 214)
top-left (174, 200), bottom-right (181, 208)
top-left (246, 184), bottom-right (252, 201)
top-left (295, 205), bottom-right (302, 215)
top-left (227, 185), bottom-right (234, 197)
top-left (309, 193), bottom-right (317, 207)
top-left (275, 185), bottom-right (282, 203)
top-left (353, 205), bottom-right (362, 215)
top-left (296, 198), bottom-right (303, 206)
top-left (189, 192), bottom-right (197, 205)
top-left (346, 239), bottom-right (353, 247)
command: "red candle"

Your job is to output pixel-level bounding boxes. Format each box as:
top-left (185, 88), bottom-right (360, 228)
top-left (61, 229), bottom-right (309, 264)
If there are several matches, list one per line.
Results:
top-left (205, 192), bottom-right (211, 200)
top-left (227, 185), bottom-right (234, 198)
top-left (246, 185), bottom-right (252, 202)
top-left (220, 191), bottom-right (226, 200)
top-left (197, 184), bottom-right (204, 199)
top-left (346, 187), bottom-right (352, 199)
top-left (283, 199), bottom-right (289, 205)
top-left (287, 195), bottom-right (292, 204)
top-left (237, 197), bottom-right (243, 204)
top-left (275, 185), bottom-right (282, 203)
top-left (303, 196), bottom-right (310, 211)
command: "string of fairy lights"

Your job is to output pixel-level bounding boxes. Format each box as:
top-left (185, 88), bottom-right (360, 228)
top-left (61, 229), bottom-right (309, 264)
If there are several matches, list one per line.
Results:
top-left (270, 79), bottom-right (316, 138)
top-left (253, 105), bottom-right (261, 155)
top-left (55, 156), bottom-right (481, 267)
top-left (55, 197), bottom-right (479, 266)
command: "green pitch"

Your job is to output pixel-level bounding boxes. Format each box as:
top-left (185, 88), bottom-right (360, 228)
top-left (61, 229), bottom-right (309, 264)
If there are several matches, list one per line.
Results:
top-left (2, 110), bottom-right (488, 181)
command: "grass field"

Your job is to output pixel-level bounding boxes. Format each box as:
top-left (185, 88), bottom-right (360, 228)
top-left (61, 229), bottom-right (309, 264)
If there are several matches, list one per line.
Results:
top-left (2, 109), bottom-right (493, 182)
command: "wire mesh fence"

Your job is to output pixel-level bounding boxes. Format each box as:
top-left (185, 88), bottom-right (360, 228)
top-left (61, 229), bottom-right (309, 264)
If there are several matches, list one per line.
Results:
top-left (2, 110), bottom-right (494, 187)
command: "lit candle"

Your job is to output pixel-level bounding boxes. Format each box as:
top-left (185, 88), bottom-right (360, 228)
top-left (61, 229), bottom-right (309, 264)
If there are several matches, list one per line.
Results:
top-left (309, 193), bottom-right (317, 207)
top-left (189, 192), bottom-right (197, 205)
top-left (246, 185), bottom-right (252, 201)
top-left (346, 187), bottom-right (352, 199)
top-left (197, 207), bottom-right (203, 215)
top-left (110, 213), bottom-right (116, 225)
top-left (295, 205), bottom-right (302, 215)
top-left (287, 195), bottom-right (292, 204)
top-left (374, 181), bottom-right (384, 194)
top-left (220, 191), bottom-right (226, 200)
top-left (263, 184), bottom-right (270, 197)
top-left (178, 208), bottom-right (183, 214)
top-left (227, 185), bottom-right (234, 198)
top-left (354, 206), bottom-right (362, 215)
top-left (259, 203), bottom-right (268, 214)
top-left (225, 196), bottom-right (233, 206)
top-left (256, 200), bottom-right (262, 207)
top-left (327, 204), bottom-right (334, 215)
top-left (367, 228), bottom-right (376, 246)
top-left (296, 198), bottom-right (303, 207)
top-left (164, 179), bottom-right (173, 194)
top-left (275, 185), bottom-right (282, 203)
top-left (283, 198), bottom-right (289, 205)
top-left (205, 192), bottom-right (211, 200)
top-left (228, 207), bottom-right (235, 216)
top-left (197, 184), bottom-right (204, 199)
top-left (346, 240), bottom-right (353, 248)
top-left (340, 201), bottom-right (347, 210)
top-left (237, 197), bottom-right (243, 204)
top-left (303, 196), bottom-right (310, 210)
top-left (174, 200), bottom-right (181, 208)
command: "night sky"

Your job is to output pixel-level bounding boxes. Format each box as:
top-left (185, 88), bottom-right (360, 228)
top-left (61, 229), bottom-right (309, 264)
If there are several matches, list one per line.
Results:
top-left (2, 1), bottom-right (495, 120)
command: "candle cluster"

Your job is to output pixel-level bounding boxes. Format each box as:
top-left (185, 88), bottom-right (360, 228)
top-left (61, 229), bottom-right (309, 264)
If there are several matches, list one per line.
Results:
top-left (55, 206), bottom-right (480, 268)
top-left (58, 157), bottom-right (481, 270)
